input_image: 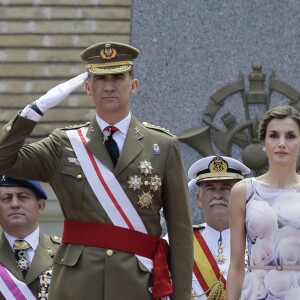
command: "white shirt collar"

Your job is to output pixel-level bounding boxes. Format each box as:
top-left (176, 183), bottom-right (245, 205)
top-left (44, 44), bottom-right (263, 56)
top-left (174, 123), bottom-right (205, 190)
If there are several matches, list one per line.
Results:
top-left (204, 224), bottom-right (230, 242)
top-left (96, 112), bottom-right (131, 136)
top-left (5, 227), bottom-right (40, 251)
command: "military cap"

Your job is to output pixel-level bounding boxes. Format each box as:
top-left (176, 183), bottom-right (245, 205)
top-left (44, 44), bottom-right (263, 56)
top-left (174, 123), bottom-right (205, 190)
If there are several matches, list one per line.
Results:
top-left (80, 42), bottom-right (139, 75)
top-left (0, 175), bottom-right (47, 200)
top-left (188, 156), bottom-right (251, 190)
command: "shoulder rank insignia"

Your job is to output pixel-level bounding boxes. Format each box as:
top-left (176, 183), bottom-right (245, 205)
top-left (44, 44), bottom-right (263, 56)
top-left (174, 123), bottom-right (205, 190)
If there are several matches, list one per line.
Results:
top-left (61, 122), bottom-right (90, 130)
top-left (142, 122), bottom-right (174, 137)
top-left (192, 223), bottom-right (206, 230)
top-left (50, 235), bottom-right (62, 244)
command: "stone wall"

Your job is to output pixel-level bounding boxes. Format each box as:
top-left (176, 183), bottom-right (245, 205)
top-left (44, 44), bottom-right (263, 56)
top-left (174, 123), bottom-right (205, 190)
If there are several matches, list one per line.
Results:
top-left (130, 0), bottom-right (300, 223)
top-left (0, 0), bottom-right (131, 236)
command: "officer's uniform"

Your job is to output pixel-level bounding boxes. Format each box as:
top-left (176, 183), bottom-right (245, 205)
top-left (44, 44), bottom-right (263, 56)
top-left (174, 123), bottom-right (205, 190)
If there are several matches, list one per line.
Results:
top-left (0, 177), bottom-right (61, 300)
top-left (0, 42), bottom-right (193, 300)
top-left (188, 156), bottom-right (250, 300)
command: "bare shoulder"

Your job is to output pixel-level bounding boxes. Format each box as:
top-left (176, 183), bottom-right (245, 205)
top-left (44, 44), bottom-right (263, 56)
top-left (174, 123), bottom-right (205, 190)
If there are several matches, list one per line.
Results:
top-left (230, 179), bottom-right (247, 210)
top-left (231, 179), bottom-right (247, 194)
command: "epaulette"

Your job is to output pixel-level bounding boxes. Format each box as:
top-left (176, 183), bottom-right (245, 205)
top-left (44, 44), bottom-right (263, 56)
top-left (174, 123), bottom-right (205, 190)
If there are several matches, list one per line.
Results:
top-left (142, 122), bottom-right (174, 137)
top-left (193, 223), bottom-right (206, 230)
top-left (61, 122), bottom-right (90, 130)
top-left (50, 235), bottom-right (62, 244)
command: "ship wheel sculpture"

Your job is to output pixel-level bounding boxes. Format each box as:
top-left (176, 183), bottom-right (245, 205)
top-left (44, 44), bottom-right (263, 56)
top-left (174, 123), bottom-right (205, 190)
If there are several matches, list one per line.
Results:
top-left (178, 64), bottom-right (300, 175)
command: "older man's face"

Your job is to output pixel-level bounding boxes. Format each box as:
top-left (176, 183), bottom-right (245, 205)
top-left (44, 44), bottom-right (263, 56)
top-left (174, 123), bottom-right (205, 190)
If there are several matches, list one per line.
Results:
top-left (197, 180), bottom-right (237, 225)
top-left (0, 186), bottom-right (45, 236)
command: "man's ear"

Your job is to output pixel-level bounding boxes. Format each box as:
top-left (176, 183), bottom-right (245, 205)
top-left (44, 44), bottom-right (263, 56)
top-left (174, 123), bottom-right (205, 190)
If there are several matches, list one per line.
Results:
top-left (130, 79), bottom-right (139, 96)
top-left (85, 80), bottom-right (92, 96)
top-left (38, 199), bottom-right (46, 214)
top-left (196, 191), bottom-right (203, 209)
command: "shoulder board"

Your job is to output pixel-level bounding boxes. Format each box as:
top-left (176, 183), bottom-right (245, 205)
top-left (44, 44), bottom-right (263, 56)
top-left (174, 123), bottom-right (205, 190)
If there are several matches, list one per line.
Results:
top-left (193, 223), bottom-right (206, 230)
top-left (142, 122), bottom-right (174, 136)
top-left (50, 235), bottom-right (62, 244)
top-left (61, 122), bottom-right (90, 130)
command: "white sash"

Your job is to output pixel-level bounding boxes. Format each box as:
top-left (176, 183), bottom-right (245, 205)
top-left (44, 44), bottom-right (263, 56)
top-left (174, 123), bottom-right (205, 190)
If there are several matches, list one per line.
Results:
top-left (0, 264), bottom-right (36, 300)
top-left (66, 127), bottom-right (153, 271)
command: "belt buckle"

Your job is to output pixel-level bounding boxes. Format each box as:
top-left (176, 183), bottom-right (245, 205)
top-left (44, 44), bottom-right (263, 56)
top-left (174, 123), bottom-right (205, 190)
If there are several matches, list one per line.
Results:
top-left (276, 265), bottom-right (283, 271)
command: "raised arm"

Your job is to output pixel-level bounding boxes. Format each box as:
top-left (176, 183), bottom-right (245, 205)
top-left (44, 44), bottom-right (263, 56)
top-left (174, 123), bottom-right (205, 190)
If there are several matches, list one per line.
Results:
top-left (226, 180), bottom-right (247, 300)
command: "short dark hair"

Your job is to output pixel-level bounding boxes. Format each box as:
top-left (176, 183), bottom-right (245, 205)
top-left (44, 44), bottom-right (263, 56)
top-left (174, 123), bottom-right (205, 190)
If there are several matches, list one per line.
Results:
top-left (258, 105), bottom-right (300, 141)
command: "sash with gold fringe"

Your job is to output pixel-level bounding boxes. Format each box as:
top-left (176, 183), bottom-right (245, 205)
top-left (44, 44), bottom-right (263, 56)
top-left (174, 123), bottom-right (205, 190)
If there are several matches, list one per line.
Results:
top-left (193, 229), bottom-right (226, 299)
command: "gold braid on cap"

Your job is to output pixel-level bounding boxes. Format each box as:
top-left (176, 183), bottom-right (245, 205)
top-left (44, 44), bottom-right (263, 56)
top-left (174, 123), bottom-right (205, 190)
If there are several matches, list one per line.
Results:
top-left (86, 61), bottom-right (134, 68)
top-left (195, 156), bottom-right (244, 182)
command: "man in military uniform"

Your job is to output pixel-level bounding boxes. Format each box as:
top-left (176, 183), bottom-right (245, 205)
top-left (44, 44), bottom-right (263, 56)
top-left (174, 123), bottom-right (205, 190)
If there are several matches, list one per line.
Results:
top-left (0, 176), bottom-right (60, 299)
top-left (0, 42), bottom-right (193, 299)
top-left (188, 156), bottom-right (250, 299)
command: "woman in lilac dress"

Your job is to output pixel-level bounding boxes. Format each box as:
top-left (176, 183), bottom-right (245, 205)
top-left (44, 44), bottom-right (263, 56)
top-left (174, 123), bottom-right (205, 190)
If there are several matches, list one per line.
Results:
top-left (227, 106), bottom-right (300, 300)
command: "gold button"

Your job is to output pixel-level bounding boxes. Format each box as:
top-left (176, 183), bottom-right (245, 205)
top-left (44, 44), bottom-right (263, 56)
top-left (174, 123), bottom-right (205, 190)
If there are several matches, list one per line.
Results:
top-left (6, 126), bottom-right (11, 132)
top-left (106, 249), bottom-right (113, 257)
top-left (144, 181), bottom-right (149, 185)
top-left (77, 174), bottom-right (82, 179)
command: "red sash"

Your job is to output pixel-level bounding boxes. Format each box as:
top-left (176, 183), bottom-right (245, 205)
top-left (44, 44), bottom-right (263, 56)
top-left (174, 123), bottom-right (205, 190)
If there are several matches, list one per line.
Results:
top-left (193, 229), bottom-right (226, 296)
top-left (62, 220), bottom-right (172, 299)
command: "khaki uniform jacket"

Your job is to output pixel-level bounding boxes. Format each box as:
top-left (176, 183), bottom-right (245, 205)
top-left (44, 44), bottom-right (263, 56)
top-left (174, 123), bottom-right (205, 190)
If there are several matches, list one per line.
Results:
top-left (0, 114), bottom-right (193, 300)
top-left (0, 232), bottom-right (60, 299)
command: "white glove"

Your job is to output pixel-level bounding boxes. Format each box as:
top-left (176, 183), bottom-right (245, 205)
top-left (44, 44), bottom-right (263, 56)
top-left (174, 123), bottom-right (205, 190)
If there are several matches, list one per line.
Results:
top-left (36, 72), bottom-right (88, 113)
top-left (20, 72), bottom-right (88, 122)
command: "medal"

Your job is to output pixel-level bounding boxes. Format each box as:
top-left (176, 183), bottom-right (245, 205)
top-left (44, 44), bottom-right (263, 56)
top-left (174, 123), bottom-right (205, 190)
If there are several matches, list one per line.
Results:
top-left (137, 191), bottom-right (153, 208)
top-left (215, 241), bottom-right (226, 264)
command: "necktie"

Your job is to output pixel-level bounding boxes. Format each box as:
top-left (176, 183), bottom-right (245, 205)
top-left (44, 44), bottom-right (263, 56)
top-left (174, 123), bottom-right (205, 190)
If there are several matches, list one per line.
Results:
top-left (103, 126), bottom-right (120, 167)
top-left (13, 239), bottom-right (31, 278)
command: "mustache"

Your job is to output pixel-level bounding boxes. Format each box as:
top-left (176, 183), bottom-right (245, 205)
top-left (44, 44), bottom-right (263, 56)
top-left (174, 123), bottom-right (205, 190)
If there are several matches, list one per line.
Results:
top-left (209, 199), bottom-right (228, 207)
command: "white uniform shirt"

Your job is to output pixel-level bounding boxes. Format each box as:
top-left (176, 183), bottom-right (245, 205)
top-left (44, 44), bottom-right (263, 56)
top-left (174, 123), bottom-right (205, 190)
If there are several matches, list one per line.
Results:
top-left (192, 224), bottom-right (230, 299)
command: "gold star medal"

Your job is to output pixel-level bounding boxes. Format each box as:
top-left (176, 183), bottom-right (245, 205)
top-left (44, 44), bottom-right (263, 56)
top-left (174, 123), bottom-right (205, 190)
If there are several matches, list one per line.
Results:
top-left (137, 191), bottom-right (153, 208)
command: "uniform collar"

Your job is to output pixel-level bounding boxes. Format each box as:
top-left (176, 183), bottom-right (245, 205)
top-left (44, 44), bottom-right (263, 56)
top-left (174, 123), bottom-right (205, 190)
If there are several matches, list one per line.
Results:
top-left (204, 224), bottom-right (230, 242)
top-left (96, 112), bottom-right (131, 136)
top-left (4, 226), bottom-right (40, 251)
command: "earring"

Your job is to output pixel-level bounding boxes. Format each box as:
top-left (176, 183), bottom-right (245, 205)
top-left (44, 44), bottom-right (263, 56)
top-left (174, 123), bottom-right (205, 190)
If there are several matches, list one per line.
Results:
top-left (262, 147), bottom-right (266, 152)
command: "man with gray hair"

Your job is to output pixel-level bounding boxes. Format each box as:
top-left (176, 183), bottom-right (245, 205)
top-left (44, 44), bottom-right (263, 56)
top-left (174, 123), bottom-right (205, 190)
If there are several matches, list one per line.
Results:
top-left (188, 156), bottom-right (250, 299)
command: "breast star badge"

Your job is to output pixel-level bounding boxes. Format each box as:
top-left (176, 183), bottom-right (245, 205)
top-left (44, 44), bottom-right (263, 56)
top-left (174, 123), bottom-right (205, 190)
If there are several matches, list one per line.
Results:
top-left (138, 160), bottom-right (153, 175)
top-left (127, 175), bottom-right (143, 191)
top-left (150, 175), bottom-right (162, 192)
top-left (137, 191), bottom-right (153, 208)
